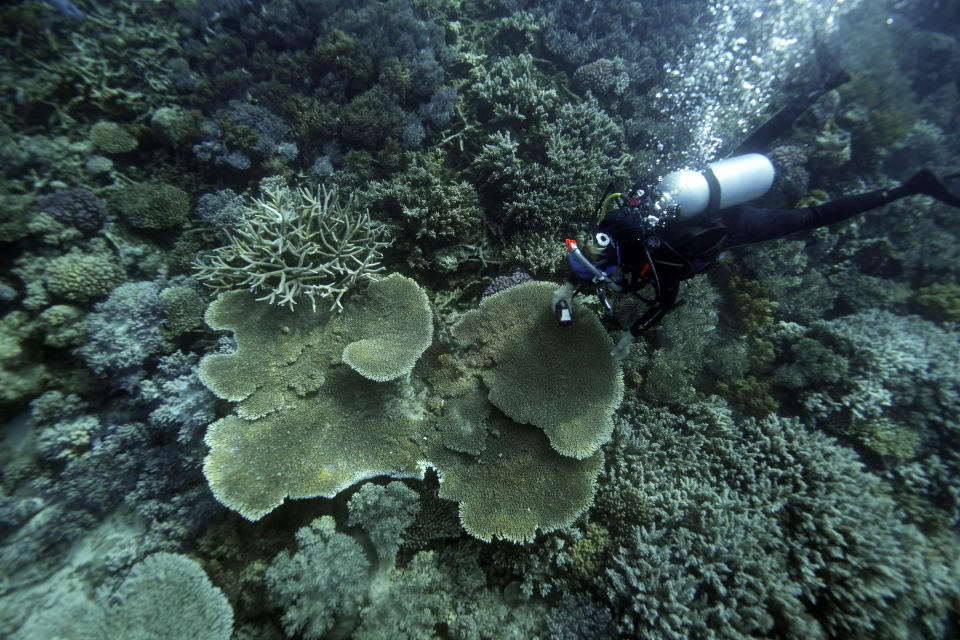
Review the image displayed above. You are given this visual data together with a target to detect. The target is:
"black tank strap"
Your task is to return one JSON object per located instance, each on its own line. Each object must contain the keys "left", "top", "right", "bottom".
{"left": 703, "top": 167, "right": 723, "bottom": 216}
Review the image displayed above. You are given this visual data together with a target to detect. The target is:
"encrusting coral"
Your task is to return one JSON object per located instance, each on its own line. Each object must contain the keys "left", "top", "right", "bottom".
{"left": 194, "top": 182, "right": 389, "bottom": 311}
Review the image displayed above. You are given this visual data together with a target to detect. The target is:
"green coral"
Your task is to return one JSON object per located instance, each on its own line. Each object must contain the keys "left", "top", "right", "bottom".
{"left": 37, "top": 304, "right": 86, "bottom": 348}
{"left": 199, "top": 288, "right": 429, "bottom": 520}
{"left": 17, "top": 553, "right": 233, "bottom": 640}
{"left": 89, "top": 121, "right": 138, "bottom": 154}
{"left": 198, "top": 278, "right": 609, "bottom": 541}
{"left": 340, "top": 86, "right": 408, "bottom": 149}
{"left": 311, "top": 29, "right": 375, "bottom": 88}
{"left": 437, "top": 381, "right": 492, "bottom": 456}
{"left": 568, "top": 522, "right": 612, "bottom": 582}
{"left": 347, "top": 481, "right": 420, "bottom": 568}
{"left": 716, "top": 375, "right": 779, "bottom": 417}
{"left": 265, "top": 516, "right": 370, "bottom": 640}
{"left": 0, "top": 310, "right": 49, "bottom": 407}
{"left": 160, "top": 285, "right": 206, "bottom": 339}
{"left": 452, "top": 281, "right": 623, "bottom": 459}
{"left": 341, "top": 274, "right": 433, "bottom": 382}
{"left": 361, "top": 149, "right": 485, "bottom": 272}
{"left": 150, "top": 106, "right": 203, "bottom": 149}
{"left": 913, "top": 281, "right": 960, "bottom": 322}
{"left": 430, "top": 410, "right": 603, "bottom": 544}
{"left": 44, "top": 248, "right": 126, "bottom": 302}
{"left": 470, "top": 98, "right": 629, "bottom": 270}
{"left": 112, "top": 181, "right": 190, "bottom": 230}
{"left": 723, "top": 266, "right": 777, "bottom": 332}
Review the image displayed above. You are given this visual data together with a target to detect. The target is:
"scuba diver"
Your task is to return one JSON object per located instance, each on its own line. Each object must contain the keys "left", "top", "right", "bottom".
{"left": 551, "top": 155, "right": 960, "bottom": 360}
{"left": 552, "top": 38, "right": 960, "bottom": 360}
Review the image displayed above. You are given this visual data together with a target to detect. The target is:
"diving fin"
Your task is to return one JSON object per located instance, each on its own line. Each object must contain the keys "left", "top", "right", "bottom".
{"left": 907, "top": 169, "right": 960, "bottom": 207}
{"left": 730, "top": 35, "right": 850, "bottom": 156}
{"left": 813, "top": 31, "right": 851, "bottom": 95}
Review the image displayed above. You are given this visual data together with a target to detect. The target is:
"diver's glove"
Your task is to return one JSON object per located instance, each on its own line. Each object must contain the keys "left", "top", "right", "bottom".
{"left": 551, "top": 282, "right": 576, "bottom": 326}
{"left": 610, "top": 332, "right": 634, "bottom": 360}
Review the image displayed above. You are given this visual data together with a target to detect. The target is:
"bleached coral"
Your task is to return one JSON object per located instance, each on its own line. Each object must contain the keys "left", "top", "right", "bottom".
{"left": 194, "top": 182, "right": 388, "bottom": 312}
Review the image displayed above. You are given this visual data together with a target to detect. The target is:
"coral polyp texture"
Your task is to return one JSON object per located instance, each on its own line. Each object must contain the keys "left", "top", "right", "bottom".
{"left": 341, "top": 274, "right": 434, "bottom": 382}
{"left": 198, "top": 286, "right": 429, "bottom": 520}
{"left": 193, "top": 182, "right": 389, "bottom": 312}
{"left": 452, "top": 281, "right": 624, "bottom": 459}
{"left": 430, "top": 410, "right": 604, "bottom": 544}
{"left": 197, "top": 278, "right": 609, "bottom": 541}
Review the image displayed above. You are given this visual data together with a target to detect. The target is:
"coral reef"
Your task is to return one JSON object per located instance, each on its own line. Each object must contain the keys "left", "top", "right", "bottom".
{"left": 15, "top": 552, "right": 233, "bottom": 640}
{"left": 1, "top": 0, "right": 959, "bottom": 637}
{"left": 602, "top": 398, "right": 957, "bottom": 638}
{"left": 194, "top": 182, "right": 389, "bottom": 311}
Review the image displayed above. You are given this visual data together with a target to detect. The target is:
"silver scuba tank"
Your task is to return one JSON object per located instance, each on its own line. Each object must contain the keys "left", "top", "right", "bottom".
{"left": 658, "top": 153, "right": 775, "bottom": 218}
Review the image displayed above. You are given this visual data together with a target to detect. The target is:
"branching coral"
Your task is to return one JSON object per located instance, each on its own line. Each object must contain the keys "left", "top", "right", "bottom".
{"left": 194, "top": 182, "right": 389, "bottom": 312}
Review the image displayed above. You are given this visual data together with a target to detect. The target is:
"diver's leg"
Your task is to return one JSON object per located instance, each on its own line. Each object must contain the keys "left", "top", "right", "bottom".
{"left": 723, "top": 169, "right": 960, "bottom": 247}
{"left": 723, "top": 185, "right": 911, "bottom": 246}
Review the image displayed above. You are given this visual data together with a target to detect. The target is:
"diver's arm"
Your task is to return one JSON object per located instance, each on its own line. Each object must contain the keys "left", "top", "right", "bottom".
{"left": 551, "top": 281, "right": 577, "bottom": 310}
{"left": 611, "top": 283, "right": 679, "bottom": 360}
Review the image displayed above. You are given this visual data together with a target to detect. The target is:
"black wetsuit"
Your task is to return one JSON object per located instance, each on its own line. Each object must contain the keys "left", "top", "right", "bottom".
{"left": 569, "top": 170, "right": 953, "bottom": 334}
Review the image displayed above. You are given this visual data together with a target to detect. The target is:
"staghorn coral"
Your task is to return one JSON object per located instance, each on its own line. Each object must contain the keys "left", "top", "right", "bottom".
{"left": 194, "top": 182, "right": 388, "bottom": 312}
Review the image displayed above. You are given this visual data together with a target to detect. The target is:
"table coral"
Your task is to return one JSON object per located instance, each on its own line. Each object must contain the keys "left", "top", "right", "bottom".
{"left": 199, "top": 288, "right": 429, "bottom": 521}
{"left": 198, "top": 278, "right": 612, "bottom": 542}
{"left": 452, "top": 281, "right": 623, "bottom": 459}
{"left": 430, "top": 410, "right": 603, "bottom": 544}
{"left": 341, "top": 274, "right": 433, "bottom": 382}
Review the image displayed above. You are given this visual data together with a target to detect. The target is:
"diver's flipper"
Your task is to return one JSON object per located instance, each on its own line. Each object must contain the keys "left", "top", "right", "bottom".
{"left": 730, "top": 36, "right": 850, "bottom": 156}
{"left": 814, "top": 31, "right": 851, "bottom": 95}
{"left": 907, "top": 169, "right": 960, "bottom": 207}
